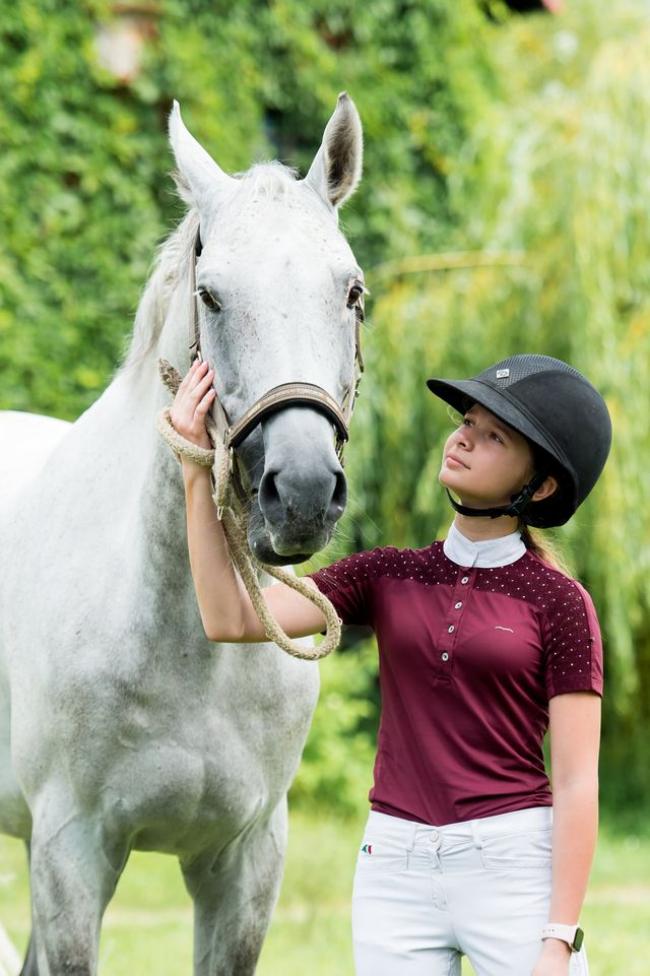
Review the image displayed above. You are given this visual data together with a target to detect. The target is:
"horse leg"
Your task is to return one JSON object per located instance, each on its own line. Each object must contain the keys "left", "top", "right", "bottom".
{"left": 19, "top": 842, "right": 40, "bottom": 976}
{"left": 19, "top": 933, "right": 39, "bottom": 976}
{"left": 28, "top": 792, "right": 127, "bottom": 976}
{"left": 181, "top": 803, "right": 288, "bottom": 976}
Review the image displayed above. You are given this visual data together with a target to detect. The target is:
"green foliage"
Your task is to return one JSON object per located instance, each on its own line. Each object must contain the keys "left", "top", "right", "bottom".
{"left": 1, "top": 0, "right": 649, "bottom": 810}
{"left": 290, "top": 638, "right": 377, "bottom": 818}
{"left": 313, "top": 0, "right": 650, "bottom": 811}
{"left": 0, "top": 0, "right": 495, "bottom": 418}
{"left": 0, "top": 1, "right": 166, "bottom": 417}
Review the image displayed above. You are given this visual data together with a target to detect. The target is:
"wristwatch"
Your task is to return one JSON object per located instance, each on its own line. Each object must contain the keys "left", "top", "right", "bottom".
{"left": 541, "top": 924, "right": 584, "bottom": 952}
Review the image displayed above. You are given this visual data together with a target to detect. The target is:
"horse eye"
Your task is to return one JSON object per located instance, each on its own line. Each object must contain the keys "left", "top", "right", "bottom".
{"left": 198, "top": 287, "right": 222, "bottom": 312}
{"left": 347, "top": 283, "right": 364, "bottom": 308}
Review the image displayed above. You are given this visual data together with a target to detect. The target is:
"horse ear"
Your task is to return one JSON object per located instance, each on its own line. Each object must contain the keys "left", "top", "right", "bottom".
{"left": 304, "top": 92, "right": 363, "bottom": 210}
{"left": 168, "top": 101, "right": 233, "bottom": 207}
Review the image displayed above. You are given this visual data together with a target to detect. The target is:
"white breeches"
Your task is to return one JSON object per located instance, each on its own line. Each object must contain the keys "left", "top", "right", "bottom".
{"left": 352, "top": 806, "right": 589, "bottom": 976}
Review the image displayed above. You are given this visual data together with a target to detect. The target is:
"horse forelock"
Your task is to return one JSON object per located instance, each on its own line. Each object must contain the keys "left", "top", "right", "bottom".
{"left": 233, "top": 161, "right": 299, "bottom": 201}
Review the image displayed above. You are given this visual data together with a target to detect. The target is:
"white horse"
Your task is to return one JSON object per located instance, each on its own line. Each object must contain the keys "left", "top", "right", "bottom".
{"left": 0, "top": 93, "right": 363, "bottom": 975}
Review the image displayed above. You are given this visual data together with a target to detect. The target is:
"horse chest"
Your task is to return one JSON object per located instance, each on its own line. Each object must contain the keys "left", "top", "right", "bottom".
{"left": 18, "top": 636, "right": 318, "bottom": 852}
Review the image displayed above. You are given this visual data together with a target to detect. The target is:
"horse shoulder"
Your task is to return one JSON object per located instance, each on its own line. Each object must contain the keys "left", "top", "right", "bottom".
{"left": 0, "top": 411, "right": 71, "bottom": 509}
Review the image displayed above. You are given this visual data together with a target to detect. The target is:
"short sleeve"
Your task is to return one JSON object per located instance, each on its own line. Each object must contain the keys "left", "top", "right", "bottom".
{"left": 543, "top": 579, "right": 603, "bottom": 699}
{"left": 305, "top": 549, "right": 383, "bottom": 627}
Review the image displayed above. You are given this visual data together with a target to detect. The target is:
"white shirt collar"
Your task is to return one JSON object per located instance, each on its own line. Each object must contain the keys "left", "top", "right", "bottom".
{"left": 443, "top": 521, "right": 526, "bottom": 569}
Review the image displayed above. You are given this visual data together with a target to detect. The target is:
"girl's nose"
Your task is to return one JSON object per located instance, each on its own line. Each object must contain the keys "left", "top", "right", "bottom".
{"left": 456, "top": 428, "right": 472, "bottom": 450}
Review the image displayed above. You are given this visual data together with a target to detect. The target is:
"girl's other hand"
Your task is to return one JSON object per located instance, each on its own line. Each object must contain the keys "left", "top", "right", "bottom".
{"left": 170, "top": 360, "right": 216, "bottom": 451}
{"left": 532, "top": 940, "right": 571, "bottom": 976}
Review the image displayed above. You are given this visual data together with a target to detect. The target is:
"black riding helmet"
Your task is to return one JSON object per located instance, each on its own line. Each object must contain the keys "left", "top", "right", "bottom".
{"left": 426, "top": 354, "right": 612, "bottom": 528}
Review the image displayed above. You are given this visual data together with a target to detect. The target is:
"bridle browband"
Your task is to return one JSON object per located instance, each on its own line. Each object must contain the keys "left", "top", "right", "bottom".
{"left": 189, "top": 227, "right": 364, "bottom": 465}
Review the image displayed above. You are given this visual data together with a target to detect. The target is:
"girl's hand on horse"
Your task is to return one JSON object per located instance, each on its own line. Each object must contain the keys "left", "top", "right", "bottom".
{"left": 170, "top": 360, "right": 216, "bottom": 451}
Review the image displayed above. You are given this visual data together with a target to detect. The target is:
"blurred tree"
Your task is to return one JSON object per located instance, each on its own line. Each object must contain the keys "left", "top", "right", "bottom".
{"left": 0, "top": 0, "right": 495, "bottom": 418}
{"left": 309, "top": 0, "right": 650, "bottom": 814}
{"left": 1, "top": 0, "right": 648, "bottom": 814}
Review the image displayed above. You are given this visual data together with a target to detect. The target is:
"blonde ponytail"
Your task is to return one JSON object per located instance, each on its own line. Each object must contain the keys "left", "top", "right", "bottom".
{"left": 519, "top": 522, "right": 571, "bottom": 575}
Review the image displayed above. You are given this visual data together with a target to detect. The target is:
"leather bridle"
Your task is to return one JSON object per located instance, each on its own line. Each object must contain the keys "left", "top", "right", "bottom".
{"left": 189, "top": 229, "right": 365, "bottom": 468}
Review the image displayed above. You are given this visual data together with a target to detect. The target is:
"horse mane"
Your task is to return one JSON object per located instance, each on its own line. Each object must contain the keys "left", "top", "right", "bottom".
{"left": 119, "top": 208, "right": 200, "bottom": 374}
{"left": 119, "top": 163, "right": 299, "bottom": 375}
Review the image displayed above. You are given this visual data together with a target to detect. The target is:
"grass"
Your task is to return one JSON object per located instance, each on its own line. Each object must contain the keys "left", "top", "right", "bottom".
{"left": 0, "top": 812, "right": 648, "bottom": 974}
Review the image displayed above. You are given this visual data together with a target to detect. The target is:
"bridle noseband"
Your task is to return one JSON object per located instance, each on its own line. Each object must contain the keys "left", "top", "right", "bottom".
{"left": 189, "top": 228, "right": 365, "bottom": 467}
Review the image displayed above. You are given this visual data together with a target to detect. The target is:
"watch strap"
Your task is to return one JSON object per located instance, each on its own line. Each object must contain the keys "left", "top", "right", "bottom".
{"left": 541, "top": 923, "right": 584, "bottom": 952}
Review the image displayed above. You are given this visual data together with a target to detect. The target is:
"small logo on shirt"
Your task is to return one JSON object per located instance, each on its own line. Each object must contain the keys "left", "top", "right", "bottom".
{"left": 360, "top": 843, "right": 373, "bottom": 855}
{"left": 496, "top": 368, "right": 510, "bottom": 379}
{"left": 494, "top": 625, "right": 515, "bottom": 633}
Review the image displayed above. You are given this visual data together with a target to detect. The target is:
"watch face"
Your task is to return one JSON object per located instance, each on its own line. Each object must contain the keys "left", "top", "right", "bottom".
{"left": 572, "top": 927, "right": 585, "bottom": 952}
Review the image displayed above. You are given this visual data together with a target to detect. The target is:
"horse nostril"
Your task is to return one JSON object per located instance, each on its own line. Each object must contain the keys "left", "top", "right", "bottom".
{"left": 258, "top": 465, "right": 347, "bottom": 527}
{"left": 258, "top": 469, "right": 283, "bottom": 522}
{"left": 328, "top": 469, "right": 347, "bottom": 520}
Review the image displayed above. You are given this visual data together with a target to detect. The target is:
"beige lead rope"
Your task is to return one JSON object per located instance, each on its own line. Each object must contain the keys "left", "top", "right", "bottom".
{"left": 157, "top": 359, "right": 341, "bottom": 661}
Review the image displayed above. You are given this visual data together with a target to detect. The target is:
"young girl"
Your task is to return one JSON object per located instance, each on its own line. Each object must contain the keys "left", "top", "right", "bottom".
{"left": 170, "top": 353, "right": 611, "bottom": 976}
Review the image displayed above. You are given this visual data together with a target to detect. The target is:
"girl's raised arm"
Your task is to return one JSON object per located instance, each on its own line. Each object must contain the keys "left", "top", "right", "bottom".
{"left": 172, "top": 361, "right": 326, "bottom": 643}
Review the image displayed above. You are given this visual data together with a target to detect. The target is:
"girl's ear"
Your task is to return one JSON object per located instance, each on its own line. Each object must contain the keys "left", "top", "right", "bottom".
{"left": 532, "top": 474, "right": 559, "bottom": 503}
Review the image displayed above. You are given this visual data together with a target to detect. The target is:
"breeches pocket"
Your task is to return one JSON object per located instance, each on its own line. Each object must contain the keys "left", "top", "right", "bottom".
{"left": 479, "top": 825, "right": 553, "bottom": 871}
{"left": 355, "top": 822, "right": 411, "bottom": 879}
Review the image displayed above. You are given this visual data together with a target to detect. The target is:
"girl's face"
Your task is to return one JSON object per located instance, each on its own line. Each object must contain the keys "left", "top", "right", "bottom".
{"left": 438, "top": 404, "right": 536, "bottom": 509}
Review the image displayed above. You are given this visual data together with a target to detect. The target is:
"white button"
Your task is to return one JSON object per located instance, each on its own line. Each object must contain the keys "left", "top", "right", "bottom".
{"left": 455, "top": 601, "right": 463, "bottom": 609}
{"left": 448, "top": 625, "right": 455, "bottom": 634}
{"left": 441, "top": 652, "right": 449, "bottom": 662}
{"left": 461, "top": 576, "right": 469, "bottom": 584}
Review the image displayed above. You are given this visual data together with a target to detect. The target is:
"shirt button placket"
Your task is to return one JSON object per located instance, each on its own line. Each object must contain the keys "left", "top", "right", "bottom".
{"left": 438, "top": 567, "right": 474, "bottom": 670}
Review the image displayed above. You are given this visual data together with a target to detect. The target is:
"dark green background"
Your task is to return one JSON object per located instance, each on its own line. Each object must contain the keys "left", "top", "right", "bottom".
{"left": 1, "top": 0, "right": 648, "bottom": 821}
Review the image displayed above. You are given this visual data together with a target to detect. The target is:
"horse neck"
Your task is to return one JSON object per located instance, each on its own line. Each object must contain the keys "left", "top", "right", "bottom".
{"left": 110, "top": 267, "right": 199, "bottom": 616}
{"left": 117, "top": 210, "right": 199, "bottom": 515}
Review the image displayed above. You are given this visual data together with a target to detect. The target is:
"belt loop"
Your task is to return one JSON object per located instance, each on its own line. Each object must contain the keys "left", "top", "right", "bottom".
{"left": 408, "top": 819, "right": 418, "bottom": 851}
{"left": 470, "top": 819, "right": 483, "bottom": 849}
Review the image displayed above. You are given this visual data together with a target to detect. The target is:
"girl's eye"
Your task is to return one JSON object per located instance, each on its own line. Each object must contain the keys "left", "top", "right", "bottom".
{"left": 198, "top": 287, "right": 222, "bottom": 312}
{"left": 491, "top": 432, "right": 504, "bottom": 444}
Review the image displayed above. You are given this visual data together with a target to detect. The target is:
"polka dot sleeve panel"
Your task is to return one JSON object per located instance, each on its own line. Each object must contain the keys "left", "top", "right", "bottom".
{"left": 306, "top": 544, "right": 454, "bottom": 627}
{"left": 542, "top": 576, "right": 603, "bottom": 699}
{"left": 305, "top": 547, "right": 389, "bottom": 626}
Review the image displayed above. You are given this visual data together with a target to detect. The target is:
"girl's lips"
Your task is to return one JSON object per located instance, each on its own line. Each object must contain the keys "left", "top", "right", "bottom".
{"left": 445, "top": 453, "right": 469, "bottom": 469}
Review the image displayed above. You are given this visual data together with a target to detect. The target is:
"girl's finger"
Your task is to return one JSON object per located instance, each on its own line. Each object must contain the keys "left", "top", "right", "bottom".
{"left": 188, "top": 361, "right": 208, "bottom": 384}
{"left": 190, "top": 369, "right": 214, "bottom": 398}
{"left": 195, "top": 389, "right": 216, "bottom": 415}
{"left": 187, "top": 358, "right": 203, "bottom": 377}
{"left": 178, "top": 367, "right": 192, "bottom": 391}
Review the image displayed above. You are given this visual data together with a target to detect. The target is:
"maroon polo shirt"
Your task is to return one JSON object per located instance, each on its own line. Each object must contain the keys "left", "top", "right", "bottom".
{"left": 307, "top": 542, "right": 603, "bottom": 826}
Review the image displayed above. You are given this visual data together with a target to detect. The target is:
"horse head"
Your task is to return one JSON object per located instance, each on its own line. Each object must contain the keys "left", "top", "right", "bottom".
{"left": 168, "top": 95, "right": 364, "bottom": 565}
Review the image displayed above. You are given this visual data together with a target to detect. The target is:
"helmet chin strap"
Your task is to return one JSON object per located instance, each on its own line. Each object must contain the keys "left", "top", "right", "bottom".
{"left": 446, "top": 471, "right": 547, "bottom": 520}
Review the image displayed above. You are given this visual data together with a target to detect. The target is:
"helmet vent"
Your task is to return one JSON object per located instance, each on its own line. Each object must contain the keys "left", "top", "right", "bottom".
{"left": 490, "top": 354, "right": 583, "bottom": 388}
